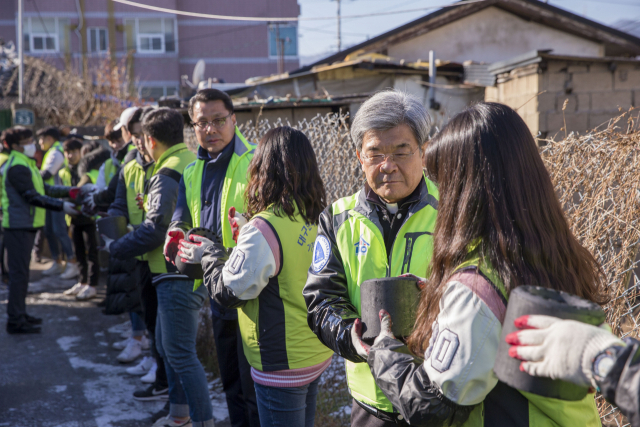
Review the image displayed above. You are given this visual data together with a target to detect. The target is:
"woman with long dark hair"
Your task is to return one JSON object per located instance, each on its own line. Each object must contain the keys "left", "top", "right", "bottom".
{"left": 358, "top": 102, "right": 605, "bottom": 426}
{"left": 201, "top": 126, "right": 333, "bottom": 427}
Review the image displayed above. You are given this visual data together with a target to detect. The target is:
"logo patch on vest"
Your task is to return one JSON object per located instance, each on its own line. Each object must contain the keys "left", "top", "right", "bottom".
{"left": 312, "top": 235, "right": 331, "bottom": 273}
{"left": 226, "top": 249, "right": 245, "bottom": 275}
{"left": 430, "top": 328, "right": 459, "bottom": 373}
{"left": 354, "top": 234, "right": 370, "bottom": 255}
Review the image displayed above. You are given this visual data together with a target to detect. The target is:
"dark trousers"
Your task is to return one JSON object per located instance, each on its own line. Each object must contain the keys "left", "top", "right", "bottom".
{"left": 5, "top": 229, "right": 36, "bottom": 324}
{"left": 71, "top": 222, "right": 99, "bottom": 286}
{"left": 351, "top": 400, "right": 409, "bottom": 427}
{"left": 211, "top": 308, "right": 260, "bottom": 427}
{"left": 138, "top": 262, "right": 168, "bottom": 389}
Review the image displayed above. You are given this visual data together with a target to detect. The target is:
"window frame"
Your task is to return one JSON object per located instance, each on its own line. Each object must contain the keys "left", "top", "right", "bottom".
{"left": 268, "top": 24, "right": 298, "bottom": 58}
{"left": 22, "top": 17, "right": 60, "bottom": 53}
{"left": 136, "top": 18, "right": 164, "bottom": 53}
{"left": 88, "top": 27, "right": 109, "bottom": 54}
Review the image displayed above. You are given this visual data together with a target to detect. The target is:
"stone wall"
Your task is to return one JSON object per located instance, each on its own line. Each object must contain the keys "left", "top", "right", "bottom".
{"left": 486, "top": 57, "right": 640, "bottom": 137}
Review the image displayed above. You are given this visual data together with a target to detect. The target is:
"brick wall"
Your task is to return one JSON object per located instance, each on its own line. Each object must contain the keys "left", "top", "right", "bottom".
{"left": 486, "top": 57, "right": 640, "bottom": 137}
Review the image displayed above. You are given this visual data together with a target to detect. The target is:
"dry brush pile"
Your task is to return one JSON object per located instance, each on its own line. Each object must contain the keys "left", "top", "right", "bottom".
{"left": 540, "top": 112, "right": 640, "bottom": 426}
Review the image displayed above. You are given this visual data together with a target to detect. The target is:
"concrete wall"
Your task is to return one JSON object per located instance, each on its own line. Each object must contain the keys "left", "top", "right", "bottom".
{"left": 388, "top": 7, "right": 604, "bottom": 64}
{"left": 486, "top": 58, "right": 640, "bottom": 137}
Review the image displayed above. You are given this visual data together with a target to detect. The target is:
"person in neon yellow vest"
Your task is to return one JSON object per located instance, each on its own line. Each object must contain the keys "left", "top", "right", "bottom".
{"left": 59, "top": 138, "right": 100, "bottom": 301}
{"left": 198, "top": 126, "right": 334, "bottom": 426}
{"left": 164, "top": 89, "right": 260, "bottom": 427}
{"left": 36, "top": 126, "right": 79, "bottom": 279}
{"left": 357, "top": 102, "right": 605, "bottom": 426}
{"left": 302, "top": 90, "right": 438, "bottom": 426}
{"left": 3, "top": 127, "right": 80, "bottom": 334}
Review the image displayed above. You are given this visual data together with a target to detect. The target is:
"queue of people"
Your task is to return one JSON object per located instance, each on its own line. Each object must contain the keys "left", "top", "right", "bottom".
{"left": 2, "top": 87, "right": 633, "bottom": 427}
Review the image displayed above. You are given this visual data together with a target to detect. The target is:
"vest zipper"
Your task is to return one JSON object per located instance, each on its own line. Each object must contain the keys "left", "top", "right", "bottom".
{"left": 386, "top": 211, "right": 411, "bottom": 277}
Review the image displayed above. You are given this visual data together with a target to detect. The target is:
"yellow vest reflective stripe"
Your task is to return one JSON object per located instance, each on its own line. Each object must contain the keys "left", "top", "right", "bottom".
{"left": 238, "top": 208, "right": 334, "bottom": 371}
{"left": 2, "top": 151, "right": 46, "bottom": 229}
{"left": 457, "top": 254, "right": 601, "bottom": 427}
{"left": 333, "top": 179, "right": 438, "bottom": 412}
{"left": 142, "top": 143, "right": 196, "bottom": 274}
{"left": 183, "top": 127, "right": 255, "bottom": 290}
{"left": 41, "top": 141, "right": 65, "bottom": 185}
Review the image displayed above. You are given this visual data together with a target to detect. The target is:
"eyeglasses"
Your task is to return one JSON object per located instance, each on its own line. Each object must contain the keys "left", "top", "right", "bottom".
{"left": 360, "top": 148, "right": 420, "bottom": 166}
{"left": 193, "top": 114, "right": 233, "bottom": 130}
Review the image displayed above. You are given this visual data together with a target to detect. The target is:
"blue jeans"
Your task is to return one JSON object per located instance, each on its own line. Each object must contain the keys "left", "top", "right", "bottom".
{"left": 156, "top": 280, "right": 213, "bottom": 427}
{"left": 129, "top": 311, "right": 145, "bottom": 337}
{"left": 44, "top": 209, "right": 74, "bottom": 259}
{"left": 254, "top": 375, "right": 322, "bottom": 427}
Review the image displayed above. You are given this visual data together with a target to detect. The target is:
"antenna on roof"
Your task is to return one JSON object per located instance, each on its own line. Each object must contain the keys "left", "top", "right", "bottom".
{"left": 192, "top": 59, "right": 206, "bottom": 87}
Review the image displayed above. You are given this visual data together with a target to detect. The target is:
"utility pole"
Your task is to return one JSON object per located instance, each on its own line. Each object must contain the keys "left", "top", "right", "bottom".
{"left": 18, "top": 0, "right": 23, "bottom": 103}
{"left": 336, "top": 0, "right": 341, "bottom": 52}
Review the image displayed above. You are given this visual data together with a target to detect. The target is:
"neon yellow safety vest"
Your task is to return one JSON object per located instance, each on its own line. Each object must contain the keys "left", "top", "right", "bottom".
{"left": 41, "top": 141, "right": 65, "bottom": 185}
{"left": 104, "top": 144, "right": 135, "bottom": 184}
{"left": 58, "top": 167, "right": 73, "bottom": 226}
{"left": 183, "top": 127, "right": 255, "bottom": 290}
{"left": 238, "top": 207, "right": 334, "bottom": 372}
{"left": 2, "top": 150, "right": 46, "bottom": 229}
{"left": 455, "top": 254, "right": 601, "bottom": 427}
{"left": 332, "top": 177, "right": 439, "bottom": 412}
{"left": 141, "top": 143, "right": 196, "bottom": 274}
{"left": 123, "top": 154, "right": 154, "bottom": 261}
{"left": 86, "top": 169, "right": 99, "bottom": 184}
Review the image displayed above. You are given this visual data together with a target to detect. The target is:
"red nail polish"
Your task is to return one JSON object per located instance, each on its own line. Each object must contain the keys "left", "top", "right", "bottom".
{"left": 508, "top": 346, "right": 519, "bottom": 358}
{"left": 505, "top": 332, "right": 520, "bottom": 345}
{"left": 514, "top": 315, "right": 530, "bottom": 329}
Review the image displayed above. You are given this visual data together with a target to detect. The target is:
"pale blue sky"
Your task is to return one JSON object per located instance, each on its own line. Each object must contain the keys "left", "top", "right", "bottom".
{"left": 297, "top": 0, "right": 640, "bottom": 64}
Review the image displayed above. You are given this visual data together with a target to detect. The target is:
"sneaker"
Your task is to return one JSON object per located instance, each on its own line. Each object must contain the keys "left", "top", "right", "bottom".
{"left": 151, "top": 416, "right": 191, "bottom": 427}
{"left": 25, "top": 314, "right": 43, "bottom": 325}
{"left": 140, "top": 334, "right": 150, "bottom": 350}
{"left": 112, "top": 337, "right": 131, "bottom": 350}
{"left": 60, "top": 262, "right": 80, "bottom": 280}
{"left": 63, "top": 282, "right": 85, "bottom": 296}
{"left": 126, "top": 356, "right": 154, "bottom": 376}
{"left": 76, "top": 285, "right": 97, "bottom": 300}
{"left": 150, "top": 402, "right": 170, "bottom": 423}
{"left": 7, "top": 322, "right": 41, "bottom": 334}
{"left": 116, "top": 338, "right": 142, "bottom": 363}
{"left": 42, "top": 262, "right": 63, "bottom": 276}
{"left": 141, "top": 362, "right": 157, "bottom": 384}
{"left": 133, "top": 384, "right": 169, "bottom": 401}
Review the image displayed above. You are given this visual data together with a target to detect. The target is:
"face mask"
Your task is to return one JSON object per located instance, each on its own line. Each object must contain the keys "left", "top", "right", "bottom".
{"left": 22, "top": 143, "right": 37, "bottom": 158}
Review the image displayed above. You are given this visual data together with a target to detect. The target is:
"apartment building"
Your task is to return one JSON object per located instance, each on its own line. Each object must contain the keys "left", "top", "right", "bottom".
{"left": 0, "top": 0, "right": 300, "bottom": 100}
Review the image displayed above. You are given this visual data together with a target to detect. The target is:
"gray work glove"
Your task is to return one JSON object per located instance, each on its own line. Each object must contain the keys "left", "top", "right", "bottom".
{"left": 178, "top": 234, "right": 215, "bottom": 264}
{"left": 63, "top": 201, "right": 80, "bottom": 216}
{"left": 351, "top": 310, "right": 396, "bottom": 359}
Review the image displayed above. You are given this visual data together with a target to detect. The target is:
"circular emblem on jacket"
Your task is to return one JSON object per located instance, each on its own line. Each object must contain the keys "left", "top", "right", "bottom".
{"left": 312, "top": 235, "right": 331, "bottom": 273}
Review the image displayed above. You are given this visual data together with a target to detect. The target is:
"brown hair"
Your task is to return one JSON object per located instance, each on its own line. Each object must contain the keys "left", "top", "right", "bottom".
{"left": 407, "top": 102, "right": 606, "bottom": 355}
{"left": 245, "top": 126, "right": 326, "bottom": 225}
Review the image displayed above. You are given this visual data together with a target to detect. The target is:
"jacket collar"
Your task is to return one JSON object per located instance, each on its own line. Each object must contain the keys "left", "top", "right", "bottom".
{"left": 354, "top": 176, "right": 434, "bottom": 221}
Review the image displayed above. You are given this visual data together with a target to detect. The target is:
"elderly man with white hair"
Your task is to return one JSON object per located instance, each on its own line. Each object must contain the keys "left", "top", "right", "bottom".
{"left": 303, "top": 90, "right": 439, "bottom": 426}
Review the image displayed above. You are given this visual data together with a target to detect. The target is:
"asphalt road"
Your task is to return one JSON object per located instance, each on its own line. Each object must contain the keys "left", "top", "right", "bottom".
{"left": 0, "top": 260, "right": 230, "bottom": 427}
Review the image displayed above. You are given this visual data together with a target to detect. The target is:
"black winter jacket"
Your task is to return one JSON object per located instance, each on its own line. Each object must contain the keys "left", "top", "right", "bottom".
{"left": 599, "top": 338, "right": 640, "bottom": 427}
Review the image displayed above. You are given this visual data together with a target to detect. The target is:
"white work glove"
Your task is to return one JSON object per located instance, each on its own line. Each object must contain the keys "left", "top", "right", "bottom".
{"left": 63, "top": 201, "right": 80, "bottom": 216}
{"left": 164, "top": 228, "right": 185, "bottom": 264}
{"left": 178, "top": 235, "right": 215, "bottom": 264}
{"left": 351, "top": 310, "right": 396, "bottom": 359}
{"left": 506, "top": 314, "right": 624, "bottom": 388}
{"left": 100, "top": 234, "right": 114, "bottom": 253}
{"left": 80, "top": 184, "right": 97, "bottom": 196}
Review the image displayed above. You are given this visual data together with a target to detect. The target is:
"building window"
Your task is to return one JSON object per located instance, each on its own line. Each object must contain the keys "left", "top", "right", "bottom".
{"left": 268, "top": 25, "right": 297, "bottom": 57}
{"left": 22, "top": 17, "right": 67, "bottom": 53}
{"left": 88, "top": 27, "right": 108, "bottom": 53}
{"left": 139, "top": 85, "right": 178, "bottom": 101}
{"left": 124, "top": 18, "right": 177, "bottom": 54}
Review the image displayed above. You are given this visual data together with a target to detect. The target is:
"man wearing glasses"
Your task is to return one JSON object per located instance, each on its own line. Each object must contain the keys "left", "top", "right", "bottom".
{"left": 165, "top": 89, "right": 260, "bottom": 427}
{"left": 303, "top": 90, "right": 439, "bottom": 427}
